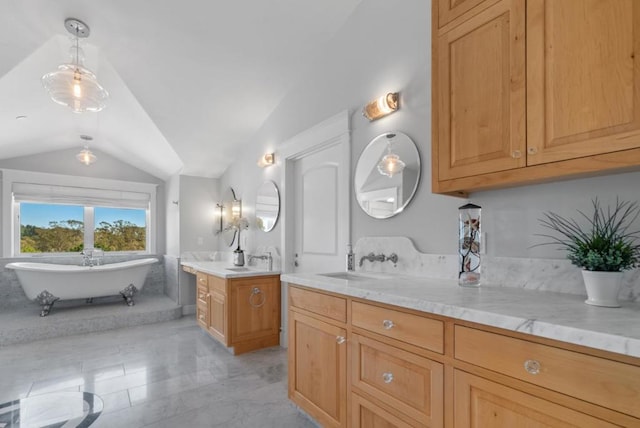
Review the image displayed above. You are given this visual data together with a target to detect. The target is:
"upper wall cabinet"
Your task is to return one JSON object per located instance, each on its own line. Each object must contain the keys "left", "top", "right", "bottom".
{"left": 433, "top": 0, "right": 640, "bottom": 195}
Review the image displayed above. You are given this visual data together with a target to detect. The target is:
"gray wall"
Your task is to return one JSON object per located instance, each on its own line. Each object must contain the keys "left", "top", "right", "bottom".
{"left": 218, "top": 0, "right": 640, "bottom": 261}
{"left": 179, "top": 175, "right": 220, "bottom": 253}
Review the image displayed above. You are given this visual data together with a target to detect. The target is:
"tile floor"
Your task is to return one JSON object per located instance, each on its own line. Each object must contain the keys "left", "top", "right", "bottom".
{"left": 0, "top": 317, "right": 317, "bottom": 427}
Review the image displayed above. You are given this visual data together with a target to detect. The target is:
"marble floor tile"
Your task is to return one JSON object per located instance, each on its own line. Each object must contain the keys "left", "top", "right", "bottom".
{"left": 0, "top": 317, "right": 315, "bottom": 427}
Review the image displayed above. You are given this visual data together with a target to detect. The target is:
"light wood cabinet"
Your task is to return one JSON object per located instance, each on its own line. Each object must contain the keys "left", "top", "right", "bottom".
{"left": 186, "top": 269, "right": 280, "bottom": 355}
{"left": 433, "top": 0, "right": 640, "bottom": 195}
{"left": 288, "top": 305, "right": 347, "bottom": 428}
{"left": 453, "top": 370, "right": 618, "bottom": 428}
{"left": 287, "top": 283, "right": 640, "bottom": 427}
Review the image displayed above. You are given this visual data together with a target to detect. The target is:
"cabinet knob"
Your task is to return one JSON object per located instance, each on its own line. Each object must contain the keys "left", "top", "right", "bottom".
{"left": 528, "top": 147, "right": 538, "bottom": 155}
{"left": 382, "top": 372, "right": 394, "bottom": 384}
{"left": 524, "top": 359, "right": 541, "bottom": 375}
{"left": 336, "top": 336, "right": 346, "bottom": 344}
{"left": 198, "top": 314, "right": 204, "bottom": 321}
{"left": 382, "top": 319, "right": 395, "bottom": 330}
{"left": 511, "top": 150, "right": 522, "bottom": 159}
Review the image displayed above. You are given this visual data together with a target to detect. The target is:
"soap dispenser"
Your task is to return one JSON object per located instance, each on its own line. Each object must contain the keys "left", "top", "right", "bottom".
{"left": 346, "top": 244, "right": 355, "bottom": 272}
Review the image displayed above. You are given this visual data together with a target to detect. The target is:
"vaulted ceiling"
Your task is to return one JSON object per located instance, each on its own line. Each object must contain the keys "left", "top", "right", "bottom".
{"left": 0, "top": 0, "right": 362, "bottom": 180}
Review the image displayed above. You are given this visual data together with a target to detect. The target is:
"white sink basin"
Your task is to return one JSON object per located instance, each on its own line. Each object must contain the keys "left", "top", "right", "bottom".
{"left": 227, "top": 267, "right": 251, "bottom": 272}
{"left": 319, "top": 271, "right": 390, "bottom": 281}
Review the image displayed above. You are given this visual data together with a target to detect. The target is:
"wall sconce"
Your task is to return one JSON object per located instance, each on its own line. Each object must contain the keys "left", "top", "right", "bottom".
{"left": 232, "top": 200, "right": 242, "bottom": 219}
{"left": 257, "top": 153, "right": 275, "bottom": 167}
{"left": 363, "top": 92, "right": 399, "bottom": 121}
{"left": 215, "top": 203, "right": 224, "bottom": 234}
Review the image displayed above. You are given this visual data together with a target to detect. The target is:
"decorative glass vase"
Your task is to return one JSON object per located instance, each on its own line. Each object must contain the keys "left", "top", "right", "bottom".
{"left": 459, "top": 203, "right": 481, "bottom": 287}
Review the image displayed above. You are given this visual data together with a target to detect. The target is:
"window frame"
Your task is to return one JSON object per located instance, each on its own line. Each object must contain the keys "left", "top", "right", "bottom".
{"left": 2, "top": 169, "right": 157, "bottom": 257}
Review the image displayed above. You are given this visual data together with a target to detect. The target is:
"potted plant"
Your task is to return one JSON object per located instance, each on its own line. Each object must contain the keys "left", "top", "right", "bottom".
{"left": 538, "top": 198, "right": 640, "bottom": 307}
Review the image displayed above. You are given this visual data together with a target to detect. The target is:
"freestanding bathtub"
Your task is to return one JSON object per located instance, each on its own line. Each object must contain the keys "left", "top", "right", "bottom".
{"left": 6, "top": 258, "right": 158, "bottom": 316}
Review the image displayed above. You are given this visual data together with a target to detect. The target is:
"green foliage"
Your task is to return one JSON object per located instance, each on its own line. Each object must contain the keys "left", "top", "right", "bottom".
{"left": 20, "top": 219, "right": 145, "bottom": 253}
{"left": 537, "top": 198, "right": 640, "bottom": 272}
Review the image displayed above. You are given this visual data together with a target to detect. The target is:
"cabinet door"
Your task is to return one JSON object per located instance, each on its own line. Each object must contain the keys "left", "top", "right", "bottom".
{"left": 288, "top": 311, "right": 347, "bottom": 428}
{"left": 208, "top": 290, "right": 227, "bottom": 344}
{"left": 454, "top": 370, "right": 618, "bottom": 428}
{"left": 230, "top": 277, "right": 280, "bottom": 344}
{"left": 436, "top": 0, "right": 526, "bottom": 181}
{"left": 527, "top": 0, "right": 640, "bottom": 165}
{"left": 437, "top": 0, "right": 499, "bottom": 28}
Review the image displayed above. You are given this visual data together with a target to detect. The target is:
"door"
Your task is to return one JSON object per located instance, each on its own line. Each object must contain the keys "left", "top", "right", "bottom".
{"left": 230, "top": 276, "right": 280, "bottom": 344}
{"left": 437, "top": 0, "right": 526, "bottom": 181}
{"left": 454, "top": 370, "right": 617, "bottom": 427}
{"left": 292, "top": 141, "right": 348, "bottom": 273}
{"left": 527, "top": 0, "right": 640, "bottom": 165}
{"left": 288, "top": 311, "right": 347, "bottom": 428}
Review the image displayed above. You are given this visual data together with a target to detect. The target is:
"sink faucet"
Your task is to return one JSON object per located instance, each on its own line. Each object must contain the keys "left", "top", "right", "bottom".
{"left": 359, "top": 252, "right": 399, "bottom": 267}
{"left": 359, "top": 252, "right": 385, "bottom": 267}
{"left": 248, "top": 252, "right": 273, "bottom": 271}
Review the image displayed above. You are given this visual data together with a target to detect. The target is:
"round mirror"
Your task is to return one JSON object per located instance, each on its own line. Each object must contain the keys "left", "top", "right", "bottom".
{"left": 354, "top": 132, "right": 421, "bottom": 219}
{"left": 221, "top": 187, "right": 239, "bottom": 247}
{"left": 255, "top": 181, "right": 280, "bottom": 232}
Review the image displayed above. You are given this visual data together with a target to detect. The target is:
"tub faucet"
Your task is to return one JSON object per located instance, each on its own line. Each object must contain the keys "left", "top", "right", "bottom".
{"left": 248, "top": 252, "right": 273, "bottom": 271}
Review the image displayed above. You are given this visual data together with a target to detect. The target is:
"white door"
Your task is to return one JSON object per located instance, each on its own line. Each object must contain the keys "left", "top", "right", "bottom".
{"left": 292, "top": 142, "right": 348, "bottom": 273}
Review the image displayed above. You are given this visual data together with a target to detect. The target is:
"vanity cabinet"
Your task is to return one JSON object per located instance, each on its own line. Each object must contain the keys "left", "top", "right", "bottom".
{"left": 288, "top": 284, "right": 640, "bottom": 428}
{"left": 186, "top": 268, "right": 280, "bottom": 355}
{"left": 288, "top": 286, "right": 348, "bottom": 428}
{"left": 433, "top": 0, "right": 640, "bottom": 195}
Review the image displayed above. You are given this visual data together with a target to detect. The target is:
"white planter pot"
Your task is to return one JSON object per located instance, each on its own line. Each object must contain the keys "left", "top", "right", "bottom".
{"left": 581, "top": 270, "right": 623, "bottom": 308}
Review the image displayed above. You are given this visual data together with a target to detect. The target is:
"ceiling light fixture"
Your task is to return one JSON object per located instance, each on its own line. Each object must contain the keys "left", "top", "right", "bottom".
{"left": 76, "top": 135, "right": 97, "bottom": 165}
{"left": 377, "top": 133, "right": 405, "bottom": 177}
{"left": 42, "top": 18, "right": 109, "bottom": 113}
{"left": 257, "top": 153, "right": 275, "bottom": 167}
{"left": 363, "top": 92, "right": 399, "bottom": 121}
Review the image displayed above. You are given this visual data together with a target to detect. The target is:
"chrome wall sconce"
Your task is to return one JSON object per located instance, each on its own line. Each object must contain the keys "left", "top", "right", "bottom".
{"left": 363, "top": 92, "right": 399, "bottom": 121}
{"left": 257, "top": 152, "right": 275, "bottom": 167}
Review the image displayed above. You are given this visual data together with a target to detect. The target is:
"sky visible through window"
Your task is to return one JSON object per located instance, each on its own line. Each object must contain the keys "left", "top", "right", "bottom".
{"left": 21, "top": 203, "right": 146, "bottom": 227}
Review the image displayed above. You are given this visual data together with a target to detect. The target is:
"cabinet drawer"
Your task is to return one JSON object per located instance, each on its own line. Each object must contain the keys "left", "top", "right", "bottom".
{"left": 208, "top": 275, "right": 226, "bottom": 294}
{"left": 289, "top": 286, "right": 346, "bottom": 323}
{"left": 454, "top": 325, "right": 640, "bottom": 419}
{"left": 196, "top": 272, "right": 208, "bottom": 287}
{"left": 196, "top": 302, "right": 208, "bottom": 328}
{"left": 351, "top": 334, "right": 444, "bottom": 427}
{"left": 352, "top": 393, "right": 415, "bottom": 428}
{"left": 352, "top": 301, "right": 444, "bottom": 353}
{"left": 197, "top": 284, "right": 208, "bottom": 305}
{"left": 182, "top": 265, "right": 196, "bottom": 274}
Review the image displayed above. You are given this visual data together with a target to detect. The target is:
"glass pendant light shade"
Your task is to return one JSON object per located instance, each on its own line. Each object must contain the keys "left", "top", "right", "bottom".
{"left": 42, "top": 64, "right": 108, "bottom": 113}
{"left": 42, "top": 18, "right": 108, "bottom": 113}
{"left": 377, "top": 133, "right": 406, "bottom": 177}
{"left": 76, "top": 146, "right": 97, "bottom": 165}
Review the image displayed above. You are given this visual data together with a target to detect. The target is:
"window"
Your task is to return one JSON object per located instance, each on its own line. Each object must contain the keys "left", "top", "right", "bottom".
{"left": 4, "top": 172, "right": 157, "bottom": 257}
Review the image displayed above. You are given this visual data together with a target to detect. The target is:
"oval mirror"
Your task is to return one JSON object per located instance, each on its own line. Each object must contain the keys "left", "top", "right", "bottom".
{"left": 221, "top": 187, "right": 239, "bottom": 247}
{"left": 354, "top": 132, "right": 421, "bottom": 219}
{"left": 255, "top": 181, "right": 280, "bottom": 232}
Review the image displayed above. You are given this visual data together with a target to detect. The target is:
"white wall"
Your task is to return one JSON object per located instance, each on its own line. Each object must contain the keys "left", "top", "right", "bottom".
{"left": 218, "top": 0, "right": 640, "bottom": 263}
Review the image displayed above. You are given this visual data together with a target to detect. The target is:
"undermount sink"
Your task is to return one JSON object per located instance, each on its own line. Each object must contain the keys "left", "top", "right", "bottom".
{"left": 319, "top": 271, "right": 390, "bottom": 281}
{"left": 226, "top": 267, "right": 251, "bottom": 272}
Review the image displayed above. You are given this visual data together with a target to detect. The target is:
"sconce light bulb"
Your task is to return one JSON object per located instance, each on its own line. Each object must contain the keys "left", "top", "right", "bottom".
{"left": 363, "top": 92, "right": 399, "bottom": 121}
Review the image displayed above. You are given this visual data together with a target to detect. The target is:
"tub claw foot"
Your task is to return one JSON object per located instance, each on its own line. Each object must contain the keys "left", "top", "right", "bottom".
{"left": 120, "top": 284, "right": 138, "bottom": 306}
{"left": 36, "top": 290, "right": 59, "bottom": 317}
{"left": 86, "top": 298, "right": 93, "bottom": 304}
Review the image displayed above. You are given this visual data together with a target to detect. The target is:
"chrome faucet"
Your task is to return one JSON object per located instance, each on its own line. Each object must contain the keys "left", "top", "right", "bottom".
{"left": 359, "top": 252, "right": 385, "bottom": 267}
{"left": 359, "top": 252, "right": 399, "bottom": 267}
{"left": 248, "top": 252, "right": 273, "bottom": 271}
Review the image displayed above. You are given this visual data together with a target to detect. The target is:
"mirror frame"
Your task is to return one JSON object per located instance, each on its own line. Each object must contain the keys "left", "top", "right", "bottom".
{"left": 255, "top": 180, "right": 280, "bottom": 232}
{"left": 354, "top": 131, "right": 421, "bottom": 219}
{"left": 220, "top": 187, "right": 239, "bottom": 247}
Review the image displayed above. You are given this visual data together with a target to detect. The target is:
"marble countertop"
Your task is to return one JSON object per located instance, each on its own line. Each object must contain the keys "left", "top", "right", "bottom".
{"left": 281, "top": 272, "right": 640, "bottom": 359}
{"left": 181, "top": 261, "right": 280, "bottom": 279}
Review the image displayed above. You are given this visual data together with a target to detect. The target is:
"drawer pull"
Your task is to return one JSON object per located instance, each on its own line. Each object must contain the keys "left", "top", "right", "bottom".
{"left": 382, "top": 319, "right": 395, "bottom": 330}
{"left": 336, "top": 336, "right": 346, "bottom": 345}
{"left": 524, "top": 359, "right": 541, "bottom": 375}
{"left": 382, "top": 372, "right": 394, "bottom": 384}
{"left": 198, "top": 314, "right": 205, "bottom": 321}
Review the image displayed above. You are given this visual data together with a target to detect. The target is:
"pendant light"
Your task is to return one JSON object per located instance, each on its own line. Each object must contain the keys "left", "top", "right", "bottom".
{"left": 76, "top": 135, "right": 97, "bottom": 165}
{"left": 42, "top": 18, "right": 109, "bottom": 113}
{"left": 377, "top": 133, "right": 406, "bottom": 177}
